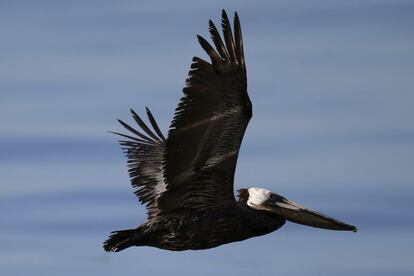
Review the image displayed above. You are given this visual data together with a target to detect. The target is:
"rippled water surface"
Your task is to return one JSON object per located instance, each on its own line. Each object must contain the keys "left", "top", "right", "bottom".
{"left": 1, "top": 1, "right": 414, "bottom": 275}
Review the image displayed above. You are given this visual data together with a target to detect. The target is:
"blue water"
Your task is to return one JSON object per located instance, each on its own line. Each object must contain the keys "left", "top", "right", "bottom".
{"left": 1, "top": 1, "right": 414, "bottom": 275}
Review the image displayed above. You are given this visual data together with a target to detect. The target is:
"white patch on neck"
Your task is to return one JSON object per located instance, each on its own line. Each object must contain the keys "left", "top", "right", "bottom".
{"left": 247, "top": 187, "right": 271, "bottom": 210}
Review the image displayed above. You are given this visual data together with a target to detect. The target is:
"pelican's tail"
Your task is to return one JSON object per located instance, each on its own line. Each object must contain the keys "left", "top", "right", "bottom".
{"left": 103, "top": 228, "right": 142, "bottom": 252}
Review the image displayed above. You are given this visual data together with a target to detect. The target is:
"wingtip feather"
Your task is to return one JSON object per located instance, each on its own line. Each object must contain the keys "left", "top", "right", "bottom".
{"left": 220, "top": 9, "right": 237, "bottom": 63}
{"left": 197, "top": 34, "right": 221, "bottom": 65}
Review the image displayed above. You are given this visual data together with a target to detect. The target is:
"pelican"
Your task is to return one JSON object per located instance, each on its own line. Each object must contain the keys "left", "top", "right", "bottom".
{"left": 103, "top": 10, "right": 356, "bottom": 252}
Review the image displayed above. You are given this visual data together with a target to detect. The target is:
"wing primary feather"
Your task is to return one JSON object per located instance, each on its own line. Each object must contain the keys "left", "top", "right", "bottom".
{"left": 109, "top": 131, "right": 153, "bottom": 145}
{"left": 234, "top": 11, "right": 245, "bottom": 68}
{"left": 145, "top": 107, "right": 166, "bottom": 143}
{"left": 130, "top": 109, "right": 161, "bottom": 142}
{"left": 117, "top": 119, "right": 155, "bottom": 143}
{"left": 197, "top": 35, "right": 221, "bottom": 65}
{"left": 112, "top": 110, "right": 166, "bottom": 219}
{"left": 221, "top": 9, "right": 237, "bottom": 63}
{"left": 208, "top": 20, "right": 230, "bottom": 61}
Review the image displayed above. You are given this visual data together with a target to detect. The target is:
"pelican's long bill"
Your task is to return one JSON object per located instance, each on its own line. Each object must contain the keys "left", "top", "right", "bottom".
{"left": 264, "top": 194, "right": 357, "bottom": 232}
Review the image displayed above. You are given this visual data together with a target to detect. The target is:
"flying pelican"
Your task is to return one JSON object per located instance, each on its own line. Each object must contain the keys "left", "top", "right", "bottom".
{"left": 103, "top": 10, "right": 357, "bottom": 252}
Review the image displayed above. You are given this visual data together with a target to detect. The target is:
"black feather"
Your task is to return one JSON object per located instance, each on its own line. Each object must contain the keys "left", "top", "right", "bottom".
{"left": 221, "top": 10, "right": 237, "bottom": 63}
{"left": 197, "top": 35, "right": 221, "bottom": 65}
{"left": 117, "top": 119, "right": 154, "bottom": 143}
{"left": 234, "top": 12, "right": 245, "bottom": 68}
{"left": 145, "top": 107, "right": 166, "bottom": 143}
{"left": 209, "top": 20, "right": 229, "bottom": 61}
{"left": 130, "top": 109, "right": 161, "bottom": 142}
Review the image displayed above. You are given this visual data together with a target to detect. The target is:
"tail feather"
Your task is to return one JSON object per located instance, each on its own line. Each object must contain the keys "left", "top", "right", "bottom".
{"left": 103, "top": 229, "right": 140, "bottom": 252}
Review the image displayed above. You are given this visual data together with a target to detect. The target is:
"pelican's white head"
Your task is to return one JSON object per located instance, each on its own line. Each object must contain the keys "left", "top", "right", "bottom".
{"left": 246, "top": 187, "right": 272, "bottom": 210}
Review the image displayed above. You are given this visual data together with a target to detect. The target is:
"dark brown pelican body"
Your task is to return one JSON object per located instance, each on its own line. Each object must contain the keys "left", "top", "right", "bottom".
{"left": 107, "top": 204, "right": 285, "bottom": 251}
{"left": 103, "top": 10, "right": 356, "bottom": 252}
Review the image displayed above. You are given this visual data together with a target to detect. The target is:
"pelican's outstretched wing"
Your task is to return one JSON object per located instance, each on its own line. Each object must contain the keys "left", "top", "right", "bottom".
{"left": 158, "top": 10, "right": 252, "bottom": 212}
{"left": 112, "top": 108, "right": 166, "bottom": 219}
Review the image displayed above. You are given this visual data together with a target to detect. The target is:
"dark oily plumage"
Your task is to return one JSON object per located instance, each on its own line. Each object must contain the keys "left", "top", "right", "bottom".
{"left": 103, "top": 10, "right": 356, "bottom": 253}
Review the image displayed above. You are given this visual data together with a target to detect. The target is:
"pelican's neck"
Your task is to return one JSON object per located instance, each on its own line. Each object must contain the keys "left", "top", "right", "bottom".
{"left": 238, "top": 202, "right": 286, "bottom": 236}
